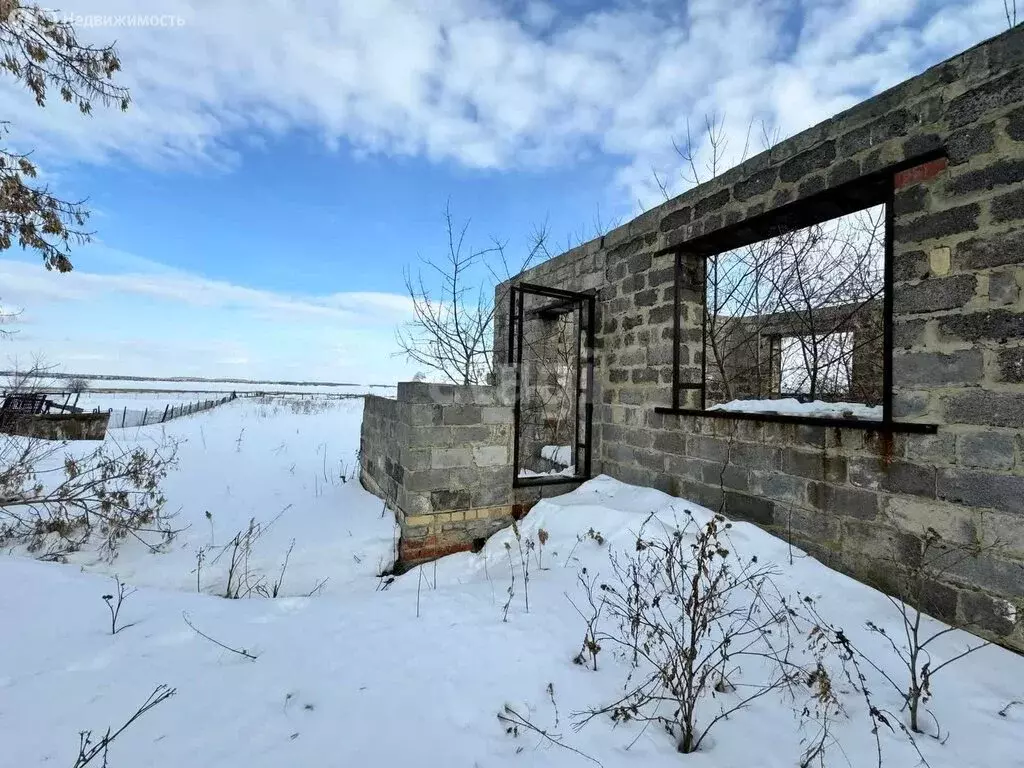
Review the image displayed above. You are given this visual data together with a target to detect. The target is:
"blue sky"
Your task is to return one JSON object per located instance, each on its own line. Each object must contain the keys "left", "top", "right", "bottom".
{"left": 0, "top": 0, "right": 1011, "bottom": 383}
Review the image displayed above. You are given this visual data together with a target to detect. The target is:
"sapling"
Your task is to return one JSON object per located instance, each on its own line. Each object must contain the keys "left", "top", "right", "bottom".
{"left": 575, "top": 514, "right": 796, "bottom": 754}
{"left": 566, "top": 568, "right": 603, "bottom": 671}
{"left": 809, "top": 528, "right": 996, "bottom": 740}
{"left": 194, "top": 546, "right": 206, "bottom": 593}
{"left": 862, "top": 529, "right": 993, "bottom": 737}
{"left": 511, "top": 520, "right": 532, "bottom": 613}
{"left": 102, "top": 576, "right": 137, "bottom": 635}
{"left": 502, "top": 541, "right": 516, "bottom": 622}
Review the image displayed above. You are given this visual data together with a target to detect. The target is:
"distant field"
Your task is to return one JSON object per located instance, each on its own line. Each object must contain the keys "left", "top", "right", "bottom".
{"left": 63, "top": 379, "right": 395, "bottom": 396}
{"left": 2, "top": 372, "right": 396, "bottom": 395}
{"left": 0, "top": 373, "right": 399, "bottom": 416}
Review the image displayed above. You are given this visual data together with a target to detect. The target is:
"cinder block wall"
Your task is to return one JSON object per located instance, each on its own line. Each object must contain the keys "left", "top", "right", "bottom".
{"left": 359, "top": 395, "right": 402, "bottom": 503}
{"left": 361, "top": 383, "right": 528, "bottom": 564}
{"left": 494, "top": 27, "right": 1024, "bottom": 649}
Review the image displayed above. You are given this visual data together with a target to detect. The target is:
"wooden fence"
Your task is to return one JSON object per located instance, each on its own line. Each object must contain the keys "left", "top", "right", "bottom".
{"left": 108, "top": 392, "right": 238, "bottom": 429}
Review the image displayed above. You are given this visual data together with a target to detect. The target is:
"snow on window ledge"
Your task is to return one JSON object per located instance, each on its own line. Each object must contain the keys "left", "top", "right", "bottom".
{"left": 541, "top": 445, "right": 572, "bottom": 467}
{"left": 706, "top": 398, "right": 883, "bottom": 421}
{"left": 518, "top": 466, "right": 575, "bottom": 479}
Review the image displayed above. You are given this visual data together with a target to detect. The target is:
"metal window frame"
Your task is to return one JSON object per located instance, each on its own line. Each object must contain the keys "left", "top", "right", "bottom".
{"left": 508, "top": 282, "right": 596, "bottom": 487}
{"left": 655, "top": 153, "right": 945, "bottom": 435}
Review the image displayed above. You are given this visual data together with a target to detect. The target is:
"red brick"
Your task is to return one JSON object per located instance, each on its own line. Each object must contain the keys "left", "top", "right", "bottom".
{"left": 895, "top": 157, "right": 948, "bottom": 189}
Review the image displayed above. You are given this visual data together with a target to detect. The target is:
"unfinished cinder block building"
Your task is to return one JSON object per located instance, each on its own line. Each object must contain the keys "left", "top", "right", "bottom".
{"left": 362, "top": 26, "right": 1024, "bottom": 649}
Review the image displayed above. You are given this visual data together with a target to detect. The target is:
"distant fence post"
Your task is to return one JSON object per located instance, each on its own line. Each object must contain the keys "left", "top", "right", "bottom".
{"left": 142, "top": 407, "right": 147, "bottom": 425}
{"left": 162, "top": 404, "right": 170, "bottom": 423}
{"left": 122, "top": 406, "right": 127, "bottom": 428}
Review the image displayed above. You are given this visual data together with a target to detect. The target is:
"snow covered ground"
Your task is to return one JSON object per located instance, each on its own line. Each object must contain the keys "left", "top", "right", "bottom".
{"left": 2, "top": 398, "right": 1022, "bottom": 768}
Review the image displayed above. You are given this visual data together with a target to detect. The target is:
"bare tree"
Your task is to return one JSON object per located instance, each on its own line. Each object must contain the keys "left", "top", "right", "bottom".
{"left": 657, "top": 114, "right": 885, "bottom": 407}
{"left": 1, "top": 1, "right": 130, "bottom": 271}
{"left": 1005, "top": 0, "right": 1019, "bottom": 28}
{"left": 0, "top": 429, "right": 180, "bottom": 560}
{"left": 396, "top": 202, "right": 549, "bottom": 385}
{"left": 2, "top": 353, "right": 55, "bottom": 393}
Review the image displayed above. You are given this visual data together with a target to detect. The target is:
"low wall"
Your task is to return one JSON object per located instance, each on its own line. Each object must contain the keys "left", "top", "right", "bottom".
{"left": 0, "top": 412, "right": 110, "bottom": 441}
{"left": 360, "top": 383, "right": 548, "bottom": 565}
{"left": 359, "top": 395, "right": 402, "bottom": 503}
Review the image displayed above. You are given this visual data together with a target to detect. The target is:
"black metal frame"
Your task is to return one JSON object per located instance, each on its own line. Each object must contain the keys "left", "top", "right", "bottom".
{"left": 656, "top": 152, "right": 945, "bottom": 435}
{"left": 508, "top": 282, "right": 596, "bottom": 487}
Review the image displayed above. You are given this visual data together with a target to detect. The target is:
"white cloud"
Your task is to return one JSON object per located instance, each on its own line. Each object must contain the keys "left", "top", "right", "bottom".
{"left": 0, "top": 256, "right": 416, "bottom": 381}
{"left": 0, "top": 0, "right": 1009, "bottom": 208}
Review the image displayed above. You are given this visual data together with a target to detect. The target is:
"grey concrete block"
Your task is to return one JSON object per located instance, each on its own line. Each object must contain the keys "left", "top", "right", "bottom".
{"left": 779, "top": 140, "right": 836, "bottom": 183}
{"left": 894, "top": 184, "right": 929, "bottom": 217}
{"left": 659, "top": 206, "right": 692, "bottom": 233}
{"left": 893, "top": 319, "right": 928, "bottom": 349}
{"left": 404, "top": 403, "right": 443, "bottom": 426}
{"left": 473, "top": 445, "right": 508, "bottom": 467}
{"left": 997, "top": 347, "right": 1024, "bottom": 383}
{"left": 946, "top": 158, "right": 1024, "bottom": 196}
{"left": 946, "top": 123, "right": 995, "bottom": 164}
{"left": 947, "top": 553, "right": 1024, "bottom": 599}
{"left": 989, "top": 271, "right": 1020, "bottom": 306}
{"left": 442, "top": 405, "right": 482, "bottom": 426}
{"left": 938, "top": 310, "right": 1024, "bottom": 342}
{"left": 892, "top": 349, "right": 984, "bottom": 386}
{"left": 807, "top": 482, "right": 880, "bottom": 520}
{"left": 431, "top": 489, "right": 471, "bottom": 511}
{"left": 945, "top": 390, "right": 1024, "bottom": 428}
{"left": 957, "top": 431, "right": 1015, "bottom": 470}
{"left": 893, "top": 251, "right": 930, "bottom": 282}
{"left": 481, "top": 406, "right": 513, "bottom": 424}
{"left": 779, "top": 449, "right": 847, "bottom": 483}
{"left": 954, "top": 230, "right": 1024, "bottom": 270}
{"left": 751, "top": 470, "right": 806, "bottom": 504}
{"left": 937, "top": 467, "right": 1024, "bottom": 514}
{"left": 959, "top": 590, "right": 1017, "bottom": 635}
{"left": 893, "top": 390, "right": 930, "bottom": 418}
{"left": 730, "top": 442, "right": 778, "bottom": 471}
{"left": 404, "top": 468, "right": 451, "bottom": 493}
{"left": 946, "top": 69, "right": 1024, "bottom": 129}
{"left": 992, "top": 187, "right": 1024, "bottom": 224}
{"left": 472, "top": 485, "right": 512, "bottom": 508}
{"left": 904, "top": 433, "right": 956, "bottom": 464}
{"left": 666, "top": 455, "right": 704, "bottom": 482}
{"left": 1008, "top": 105, "right": 1024, "bottom": 142}
{"left": 918, "top": 579, "right": 959, "bottom": 623}
{"left": 723, "top": 491, "right": 774, "bottom": 525}
{"left": 894, "top": 203, "right": 980, "bottom": 244}
{"left": 431, "top": 447, "right": 472, "bottom": 469}
{"left": 694, "top": 188, "right": 731, "bottom": 218}
{"left": 398, "top": 381, "right": 455, "bottom": 403}
{"left": 701, "top": 462, "right": 748, "bottom": 491}
{"left": 686, "top": 434, "right": 730, "bottom": 463}
{"left": 653, "top": 430, "right": 686, "bottom": 455}
{"left": 895, "top": 274, "right": 977, "bottom": 314}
